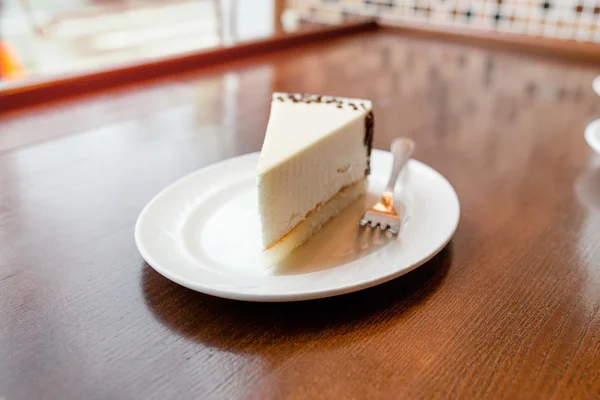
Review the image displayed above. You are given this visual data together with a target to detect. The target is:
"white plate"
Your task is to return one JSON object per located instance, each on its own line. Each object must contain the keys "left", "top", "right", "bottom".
{"left": 593, "top": 75, "right": 600, "bottom": 97}
{"left": 585, "top": 119, "right": 600, "bottom": 154}
{"left": 135, "top": 150, "right": 460, "bottom": 302}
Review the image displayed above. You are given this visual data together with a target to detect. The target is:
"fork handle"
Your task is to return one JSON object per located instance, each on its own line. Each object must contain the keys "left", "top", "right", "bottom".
{"left": 385, "top": 138, "right": 415, "bottom": 195}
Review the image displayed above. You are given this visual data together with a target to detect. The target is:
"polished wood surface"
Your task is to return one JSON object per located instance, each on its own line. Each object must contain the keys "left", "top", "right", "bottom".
{"left": 1, "top": 31, "right": 600, "bottom": 399}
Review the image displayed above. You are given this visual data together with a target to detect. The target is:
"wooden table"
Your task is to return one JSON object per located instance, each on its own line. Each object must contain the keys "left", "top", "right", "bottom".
{"left": 1, "top": 30, "right": 600, "bottom": 399}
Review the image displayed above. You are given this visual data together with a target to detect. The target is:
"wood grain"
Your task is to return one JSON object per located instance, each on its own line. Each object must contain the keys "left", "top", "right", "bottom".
{"left": 1, "top": 30, "right": 600, "bottom": 399}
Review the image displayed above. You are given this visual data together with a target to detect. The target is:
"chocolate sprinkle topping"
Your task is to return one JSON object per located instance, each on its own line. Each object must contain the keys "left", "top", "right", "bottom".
{"left": 275, "top": 93, "right": 365, "bottom": 112}
{"left": 364, "top": 111, "right": 374, "bottom": 176}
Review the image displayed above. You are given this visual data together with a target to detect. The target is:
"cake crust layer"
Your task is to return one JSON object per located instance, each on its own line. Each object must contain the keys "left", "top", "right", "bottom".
{"left": 264, "top": 178, "right": 367, "bottom": 264}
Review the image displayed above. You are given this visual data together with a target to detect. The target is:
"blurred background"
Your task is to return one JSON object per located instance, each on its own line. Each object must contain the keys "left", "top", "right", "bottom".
{"left": 0, "top": 0, "right": 295, "bottom": 82}
{"left": 1, "top": 0, "right": 599, "bottom": 84}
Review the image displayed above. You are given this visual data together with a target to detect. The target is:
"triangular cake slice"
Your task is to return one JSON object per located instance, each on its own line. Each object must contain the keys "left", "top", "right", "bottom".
{"left": 257, "top": 93, "right": 374, "bottom": 262}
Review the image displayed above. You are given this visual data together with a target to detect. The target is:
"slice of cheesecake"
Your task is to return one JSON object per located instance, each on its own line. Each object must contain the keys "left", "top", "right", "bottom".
{"left": 257, "top": 93, "right": 374, "bottom": 263}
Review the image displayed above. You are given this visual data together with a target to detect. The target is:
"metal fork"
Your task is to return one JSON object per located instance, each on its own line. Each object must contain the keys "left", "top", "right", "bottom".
{"left": 359, "top": 138, "right": 415, "bottom": 234}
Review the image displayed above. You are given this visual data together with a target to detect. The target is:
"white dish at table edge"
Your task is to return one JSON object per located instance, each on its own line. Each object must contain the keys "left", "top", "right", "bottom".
{"left": 585, "top": 119, "right": 600, "bottom": 154}
{"left": 135, "top": 149, "right": 460, "bottom": 302}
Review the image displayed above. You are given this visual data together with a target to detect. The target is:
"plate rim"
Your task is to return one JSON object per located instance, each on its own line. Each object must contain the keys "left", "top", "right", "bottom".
{"left": 135, "top": 150, "right": 460, "bottom": 302}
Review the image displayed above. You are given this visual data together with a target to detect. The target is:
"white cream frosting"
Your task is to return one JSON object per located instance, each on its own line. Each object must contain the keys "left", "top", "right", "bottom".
{"left": 257, "top": 93, "right": 372, "bottom": 250}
